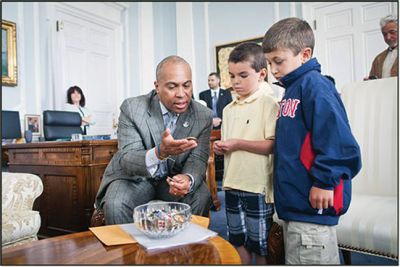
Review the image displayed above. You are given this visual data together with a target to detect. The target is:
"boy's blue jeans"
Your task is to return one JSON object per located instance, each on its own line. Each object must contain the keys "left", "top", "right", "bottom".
{"left": 283, "top": 221, "right": 340, "bottom": 264}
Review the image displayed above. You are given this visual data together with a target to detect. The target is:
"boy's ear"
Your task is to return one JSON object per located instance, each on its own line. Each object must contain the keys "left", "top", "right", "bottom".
{"left": 301, "top": 48, "right": 312, "bottom": 62}
{"left": 259, "top": 67, "right": 267, "bottom": 82}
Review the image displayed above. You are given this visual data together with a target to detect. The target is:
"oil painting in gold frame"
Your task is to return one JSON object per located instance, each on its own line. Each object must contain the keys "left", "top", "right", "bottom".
{"left": 2, "top": 20, "right": 17, "bottom": 87}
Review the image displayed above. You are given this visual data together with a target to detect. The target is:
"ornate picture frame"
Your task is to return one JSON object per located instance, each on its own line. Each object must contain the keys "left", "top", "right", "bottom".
{"left": 2, "top": 20, "right": 17, "bottom": 87}
{"left": 25, "top": 114, "right": 42, "bottom": 136}
{"left": 215, "top": 36, "right": 263, "bottom": 89}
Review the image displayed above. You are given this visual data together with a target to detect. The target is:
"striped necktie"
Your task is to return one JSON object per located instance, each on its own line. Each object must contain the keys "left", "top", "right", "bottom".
{"left": 164, "top": 112, "right": 178, "bottom": 134}
{"left": 212, "top": 91, "right": 218, "bottom": 117}
{"left": 157, "top": 111, "right": 178, "bottom": 178}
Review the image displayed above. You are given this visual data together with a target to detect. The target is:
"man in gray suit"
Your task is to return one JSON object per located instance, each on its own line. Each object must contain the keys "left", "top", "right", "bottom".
{"left": 95, "top": 56, "right": 213, "bottom": 224}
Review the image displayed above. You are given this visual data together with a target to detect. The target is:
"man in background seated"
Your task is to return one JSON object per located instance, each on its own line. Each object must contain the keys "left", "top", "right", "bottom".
{"left": 199, "top": 72, "right": 233, "bottom": 129}
{"left": 366, "top": 14, "right": 398, "bottom": 79}
{"left": 95, "top": 56, "right": 213, "bottom": 224}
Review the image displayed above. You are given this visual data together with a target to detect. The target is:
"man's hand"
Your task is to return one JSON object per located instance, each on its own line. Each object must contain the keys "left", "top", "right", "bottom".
{"left": 212, "top": 117, "right": 222, "bottom": 128}
{"left": 309, "top": 186, "right": 334, "bottom": 210}
{"left": 157, "top": 129, "right": 197, "bottom": 159}
{"left": 167, "top": 174, "right": 191, "bottom": 197}
{"left": 213, "top": 139, "right": 239, "bottom": 155}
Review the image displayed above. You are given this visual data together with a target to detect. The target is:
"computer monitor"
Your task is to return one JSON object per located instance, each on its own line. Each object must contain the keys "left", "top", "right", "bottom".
{"left": 2, "top": 110, "right": 22, "bottom": 139}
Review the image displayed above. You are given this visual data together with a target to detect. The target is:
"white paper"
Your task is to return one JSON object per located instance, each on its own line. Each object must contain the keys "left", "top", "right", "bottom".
{"left": 120, "top": 222, "right": 217, "bottom": 250}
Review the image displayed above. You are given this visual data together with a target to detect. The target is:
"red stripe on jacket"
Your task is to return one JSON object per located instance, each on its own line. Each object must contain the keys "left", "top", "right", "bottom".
{"left": 300, "top": 132, "right": 343, "bottom": 215}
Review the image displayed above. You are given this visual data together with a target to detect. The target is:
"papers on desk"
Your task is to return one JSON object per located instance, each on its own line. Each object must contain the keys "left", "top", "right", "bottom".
{"left": 89, "top": 215, "right": 216, "bottom": 250}
{"left": 120, "top": 222, "right": 217, "bottom": 250}
{"left": 82, "top": 134, "right": 111, "bottom": 140}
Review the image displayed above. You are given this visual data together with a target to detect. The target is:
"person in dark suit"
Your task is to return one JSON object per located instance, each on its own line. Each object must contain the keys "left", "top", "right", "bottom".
{"left": 199, "top": 73, "right": 233, "bottom": 183}
{"left": 95, "top": 56, "right": 213, "bottom": 224}
{"left": 199, "top": 72, "right": 233, "bottom": 129}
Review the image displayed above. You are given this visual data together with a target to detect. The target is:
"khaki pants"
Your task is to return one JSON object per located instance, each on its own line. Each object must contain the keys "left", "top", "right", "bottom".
{"left": 283, "top": 221, "right": 340, "bottom": 265}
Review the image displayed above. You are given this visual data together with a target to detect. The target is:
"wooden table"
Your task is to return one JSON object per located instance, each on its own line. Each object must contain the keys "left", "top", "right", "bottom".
{"left": 3, "top": 135, "right": 222, "bottom": 238}
{"left": 1, "top": 231, "right": 241, "bottom": 264}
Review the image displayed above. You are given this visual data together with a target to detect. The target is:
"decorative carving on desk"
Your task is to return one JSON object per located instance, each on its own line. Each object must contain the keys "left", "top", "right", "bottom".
{"left": 81, "top": 147, "right": 91, "bottom": 165}
{"left": 81, "top": 147, "right": 91, "bottom": 154}
{"left": 8, "top": 148, "right": 82, "bottom": 165}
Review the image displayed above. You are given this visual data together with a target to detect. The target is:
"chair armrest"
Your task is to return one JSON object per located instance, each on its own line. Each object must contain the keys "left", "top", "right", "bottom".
{"left": 2, "top": 172, "right": 43, "bottom": 211}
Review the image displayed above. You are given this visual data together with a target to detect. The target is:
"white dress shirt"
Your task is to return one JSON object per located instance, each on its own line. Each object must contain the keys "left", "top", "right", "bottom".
{"left": 382, "top": 47, "right": 397, "bottom": 78}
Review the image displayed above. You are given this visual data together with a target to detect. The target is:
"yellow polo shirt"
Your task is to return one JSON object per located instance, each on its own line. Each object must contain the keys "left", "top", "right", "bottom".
{"left": 221, "top": 88, "right": 279, "bottom": 203}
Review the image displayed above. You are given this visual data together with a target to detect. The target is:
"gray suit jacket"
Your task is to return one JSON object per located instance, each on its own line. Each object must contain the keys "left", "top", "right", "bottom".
{"left": 95, "top": 90, "right": 213, "bottom": 208}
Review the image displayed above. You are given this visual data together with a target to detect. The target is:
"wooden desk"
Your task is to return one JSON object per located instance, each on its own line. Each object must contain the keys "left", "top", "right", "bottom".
{"left": 1, "top": 231, "right": 241, "bottom": 264}
{"left": 3, "top": 140, "right": 118, "bottom": 238}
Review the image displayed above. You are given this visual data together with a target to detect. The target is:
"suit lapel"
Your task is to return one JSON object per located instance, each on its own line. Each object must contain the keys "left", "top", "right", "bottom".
{"left": 216, "top": 89, "right": 227, "bottom": 114}
{"left": 146, "top": 94, "right": 164, "bottom": 146}
{"left": 173, "top": 107, "right": 194, "bottom": 140}
{"left": 205, "top": 90, "right": 212, "bottom": 108}
{"left": 217, "top": 90, "right": 223, "bottom": 106}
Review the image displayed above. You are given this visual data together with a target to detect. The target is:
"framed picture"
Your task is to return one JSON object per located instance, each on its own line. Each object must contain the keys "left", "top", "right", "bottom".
{"left": 2, "top": 20, "right": 17, "bottom": 87}
{"left": 25, "top": 114, "right": 42, "bottom": 136}
{"left": 215, "top": 36, "right": 263, "bottom": 89}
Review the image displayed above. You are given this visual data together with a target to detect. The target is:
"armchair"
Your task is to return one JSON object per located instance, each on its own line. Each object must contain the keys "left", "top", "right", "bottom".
{"left": 2, "top": 172, "right": 43, "bottom": 248}
{"left": 337, "top": 77, "right": 398, "bottom": 263}
{"left": 43, "top": 110, "right": 82, "bottom": 141}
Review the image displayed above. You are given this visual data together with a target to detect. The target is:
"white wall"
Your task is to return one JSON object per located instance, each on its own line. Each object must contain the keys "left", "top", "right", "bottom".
{"left": 2, "top": 2, "right": 49, "bottom": 130}
{"left": 2, "top": 2, "right": 127, "bottom": 132}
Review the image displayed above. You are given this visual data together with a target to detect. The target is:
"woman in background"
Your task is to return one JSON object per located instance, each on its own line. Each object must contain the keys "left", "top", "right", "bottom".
{"left": 65, "top": 85, "right": 95, "bottom": 134}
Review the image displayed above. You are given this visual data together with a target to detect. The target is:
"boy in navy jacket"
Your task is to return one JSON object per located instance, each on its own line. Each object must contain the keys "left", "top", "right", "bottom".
{"left": 262, "top": 17, "right": 362, "bottom": 264}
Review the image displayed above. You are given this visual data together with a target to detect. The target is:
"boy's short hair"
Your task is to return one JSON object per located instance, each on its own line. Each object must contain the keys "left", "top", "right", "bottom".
{"left": 228, "top": 42, "right": 267, "bottom": 72}
{"left": 262, "top": 17, "right": 315, "bottom": 56}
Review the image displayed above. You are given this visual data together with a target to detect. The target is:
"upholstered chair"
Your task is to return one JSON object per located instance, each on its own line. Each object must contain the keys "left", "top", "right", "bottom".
{"left": 2, "top": 172, "right": 43, "bottom": 248}
{"left": 337, "top": 77, "right": 398, "bottom": 263}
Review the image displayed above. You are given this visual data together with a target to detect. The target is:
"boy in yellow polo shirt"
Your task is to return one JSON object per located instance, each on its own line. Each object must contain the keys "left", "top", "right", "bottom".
{"left": 214, "top": 42, "right": 279, "bottom": 264}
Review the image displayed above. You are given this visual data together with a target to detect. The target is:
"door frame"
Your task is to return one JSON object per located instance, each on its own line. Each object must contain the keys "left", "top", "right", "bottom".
{"left": 45, "top": 2, "right": 126, "bottom": 114}
{"left": 301, "top": 2, "right": 397, "bottom": 88}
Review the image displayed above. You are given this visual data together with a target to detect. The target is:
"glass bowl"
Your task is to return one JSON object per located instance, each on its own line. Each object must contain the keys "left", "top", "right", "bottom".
{"left": 133, "top": 202, "right": 192, "bottom": 239}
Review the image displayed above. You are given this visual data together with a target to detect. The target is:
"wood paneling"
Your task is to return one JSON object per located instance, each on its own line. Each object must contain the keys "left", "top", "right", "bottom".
{"left": 3, "top": 140, "right": 117, "bottom": 238}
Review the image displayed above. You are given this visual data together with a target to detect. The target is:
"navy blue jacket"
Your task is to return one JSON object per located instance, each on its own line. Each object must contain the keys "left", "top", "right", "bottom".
{"left": 274, "top": 58, "right": 362, "bottom": 226}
